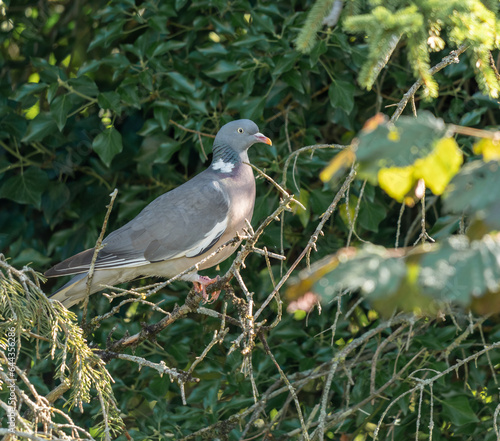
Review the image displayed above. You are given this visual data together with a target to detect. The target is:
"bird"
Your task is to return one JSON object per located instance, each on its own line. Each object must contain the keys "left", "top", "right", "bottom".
{"left": 45, "top": 119, "right": 272, "bottom": 308}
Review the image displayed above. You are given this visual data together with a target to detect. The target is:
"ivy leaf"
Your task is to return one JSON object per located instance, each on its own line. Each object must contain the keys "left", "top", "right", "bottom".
{"left": 228, "top": 96, "right": 266, "bottom": 121}
{"left": 166, "top": 72, "right": 196, "bottom": 94}
{"left": 358, "top": 200, "right": 387, "bottom": 232}
{"left": 283, "top": 70, "right": 304, "bottom": 93}
{"left": 0, "top": 168, "right": 49, "bottom": 209}
{"left": 10, "top": 82, "right": 47, "bottom": 106}
{"left": 204, "top": 61, "right": 241, "bottom": 81}
{"left": 92, "top": 127, "right": 123, "bottom": 167}
{"left": 98, "top": 91, "right": 122, "bottom": 114}
{"left": 441, "top": 395, "right": 479, "bottom": 426}
{"left": 272, "top": 51, "right": 299, "bottom": 76}
{"left": 88, "top": 19, "right": 125, "bottom": 50}
{"left": 22, "top": 113, "right": 58, "bottom": 142}
{"left": 68, "top": 76, "right": 99, "bottom": 98}
{"left": 50, "top": 94, "right": 73, "bottom": 131}
{"left": 329, "top": 80, "right": 356, "bottom": 113}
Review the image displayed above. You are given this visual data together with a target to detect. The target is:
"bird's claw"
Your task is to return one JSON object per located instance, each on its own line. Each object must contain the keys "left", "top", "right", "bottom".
{"left": 193, "top": 275, "right": 221, "bottom": 303}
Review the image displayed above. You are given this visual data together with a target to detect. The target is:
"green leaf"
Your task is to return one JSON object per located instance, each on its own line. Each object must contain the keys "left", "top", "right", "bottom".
{"left": 97, "top": 91, "right": 122, "bottom": 113}
{"left": 329, "top": 80, "right": 356, "bottom": 113}
{"left": 356, "top": 112, "right": 448, "bottom": 179}
{"left": 88, "top": 19, "right": 125, "bottom": 51}
{"left": 11, "top": 83, "right": 47, "bottom": 105}
{"left": 239, "top": 96, "right": 266, "bottom": 121}
{"left": 441, "top": 395, "right": 479, "bottom": 426}
{"left": 294, "top": 189, "right": 310, "bottom": 228}
{"left": 138, "top": 119, "right": 161, "bottom": 136}
{"left": 241, "top": 70, "right": 255, "bottom": 97}
{"left": 358, "top": 200, "right": 387, "bottom": 232}
{"left": 92, "top": 127, "right": 123, "bottom": 167}
{"left": 0, "top": 168, "right": 49, "bottom": 208}
{"left": 68, "top": 76, "right": 99, "bottom": 98}
{"left": 42, "top": 181, "right": 70, "bottom": 225}
{"left": 118, "top": 80, "right": 140, "bottom": 108}
{"left": 459, "top": 107, "right": 487, "bottom": 126}
{"left": 204, "top": 60, "right": 241, "bottom": 81}
{"left": 12, "top": 247, "right": 52, "bottom": 268}
{"left": 444, "top": 161, "right": 500, "bottom": 229}
{"left": 306, "top": 245, "right": 407, "bottom": 301}
{"left": 31, "top": 57, "right": 63, "bottom": 83}
{"left": 156, "top": 140, "right": 182, "bottom": 164}
{"left": 282, "top": 70, "right": 304, "bottom": 93}
{"left": 22, "top": 113, "right": 58, "bottom": 142}
{"left": 77, "top": 59, "right": 104, "bottom": 76}
{"left": 47, "top": 82, "right": 59, "bottom": 104}
{"left": 187, "top": 97, "right": 208, "bottom": 115}
{"left": 310, "top": 40, "right": 327, "bottom": 66}
{"left": 165, "top": 72, "right": 196, "bottom": 94}
{"left": 418, "top": 235, "right": 500, "bottom": 304}
{"left": 272, "top": 51, "right": 299, "bottom": 76}
{"left": 154, "top": 106, "right": 170, "bottom": 131}
{"left": 50, "top": 94, "right": 73, "bottom": 131}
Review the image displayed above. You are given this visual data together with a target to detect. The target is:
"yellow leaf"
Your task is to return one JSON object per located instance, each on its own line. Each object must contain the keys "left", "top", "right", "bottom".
{"left": 387, "top": 127, "right": 400, "bottom": 142}
{"left": 377, "top": 165, "right": 414, "bottom": 202}
{"left": 339, "top": 194, "right": 358, "bottom": 227}
{"left": 28, "top": 72, "right": 40, "bottom": 83}
{"left": 320, "top": 147, "right": 356, "bottom": 183}
{"left": 473, "top": 138, "right": 500, "bottom": 162}
{"left": 24, "top": 101, "right": 40, "bottom": 120}
{"left": 413, "top": 137, "right": 463, "bottom": 195}
{"left": 294, "top": 189, "right": 310, "bottom": 228}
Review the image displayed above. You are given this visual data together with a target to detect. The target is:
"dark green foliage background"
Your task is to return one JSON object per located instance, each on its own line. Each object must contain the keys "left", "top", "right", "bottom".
{"left": 1, "top": 0, "right": 500, "bottom": 440}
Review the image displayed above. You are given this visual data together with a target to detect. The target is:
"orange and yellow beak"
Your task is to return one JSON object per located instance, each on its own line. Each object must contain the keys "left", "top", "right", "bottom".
{"left": 254, "top": 132, "right": 272, "bottom": 146}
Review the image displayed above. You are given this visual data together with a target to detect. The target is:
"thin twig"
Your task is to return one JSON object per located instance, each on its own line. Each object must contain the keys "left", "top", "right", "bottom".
{"left": 389, "top": 44, "right": 468, "bottom": 122}
{"left": 169, "top": 119, "right": 216, "bottom": 138}
{"left": 259, "top": 331, "right": 311, "bottom": 441}
{"left": 83, "top": 189, "right": 118, "bottom": 321}
{"left": 255, "top": 167, "right": 357, "bottom": 320}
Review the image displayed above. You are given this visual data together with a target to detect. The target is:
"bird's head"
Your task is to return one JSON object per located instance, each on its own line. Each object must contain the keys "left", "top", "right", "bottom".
{"left": 214, "top": 119, "right": 272, "bottom": 154}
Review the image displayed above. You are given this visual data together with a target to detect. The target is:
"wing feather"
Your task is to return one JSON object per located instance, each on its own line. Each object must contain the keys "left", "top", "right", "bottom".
{"left": 45, "top": 171, "right": 230, "bottom": 277}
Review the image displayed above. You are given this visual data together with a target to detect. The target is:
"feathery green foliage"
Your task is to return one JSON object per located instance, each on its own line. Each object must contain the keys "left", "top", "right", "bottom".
{"left": 344, "top": 0, "right": 500, "bottom": 97}
{"left": 0, "top": 256, "right": 122, "bottom": 437}
{"left": 295, "top": 0, "right": 335, "bottom": 53}
{"left": 298, "top": 0, "right": 500, "bottom": 98}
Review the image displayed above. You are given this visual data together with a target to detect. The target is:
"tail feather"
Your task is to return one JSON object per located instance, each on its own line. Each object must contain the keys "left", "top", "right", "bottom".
{"left": 49, "top": 268, "right": 133, "bottom": 308}
{"left": 50, "top": 273, "right": 89, "bottom": 307}
{"left": 44, "top": 248, "right": 95, "bottom": 277}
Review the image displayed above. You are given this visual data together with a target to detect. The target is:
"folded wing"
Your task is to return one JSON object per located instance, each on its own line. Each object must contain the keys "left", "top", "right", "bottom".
{"left": 45, "top": 174, "right": 230, "bottom": 277}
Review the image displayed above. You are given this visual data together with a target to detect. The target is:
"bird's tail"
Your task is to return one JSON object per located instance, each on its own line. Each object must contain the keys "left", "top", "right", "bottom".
{"left": 50, "top": 273, "right": 89, "bottom": 308}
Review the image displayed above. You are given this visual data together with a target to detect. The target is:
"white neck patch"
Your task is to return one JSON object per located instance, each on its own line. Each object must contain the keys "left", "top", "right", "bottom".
{"left": 212, "top": 158, "right": 235, "bottom": 173}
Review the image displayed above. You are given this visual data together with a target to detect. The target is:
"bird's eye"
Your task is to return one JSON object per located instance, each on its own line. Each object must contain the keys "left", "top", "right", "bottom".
{"left": 237, "top": 128, "right": 244, "bottom": 134}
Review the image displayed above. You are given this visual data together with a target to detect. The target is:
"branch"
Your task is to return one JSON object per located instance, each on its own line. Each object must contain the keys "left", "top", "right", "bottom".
{"left": 389, "top": 44, "right": 468, "bottom": 122}
{"left": 83, "top": 188, "right": 118, "bottom": 323}
{"left": 254, "top": 166, "right": 357, "bottom": 320}
{"left": 169, "top": 119, "right": 216, "bottom": 138}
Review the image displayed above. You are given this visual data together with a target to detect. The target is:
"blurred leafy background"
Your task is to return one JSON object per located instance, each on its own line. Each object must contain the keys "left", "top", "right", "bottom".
{"left": 1, "top": 0, "right": 500, "bottom": 440}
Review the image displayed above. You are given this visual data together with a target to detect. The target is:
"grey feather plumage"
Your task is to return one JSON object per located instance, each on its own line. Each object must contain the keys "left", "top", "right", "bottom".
{"left": 45, "top": 119, "right": 272, "bottom": 307}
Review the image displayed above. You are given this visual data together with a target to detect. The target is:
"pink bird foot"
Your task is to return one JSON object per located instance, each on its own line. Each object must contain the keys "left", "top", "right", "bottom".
{"left": 193, "top": 275, "right": 221, "bottom": 303}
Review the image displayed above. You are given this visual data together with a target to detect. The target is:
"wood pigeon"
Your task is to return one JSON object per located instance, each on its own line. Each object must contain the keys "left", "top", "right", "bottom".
{"left": 45, "top": 119, "right": 272, "bottom": 307}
